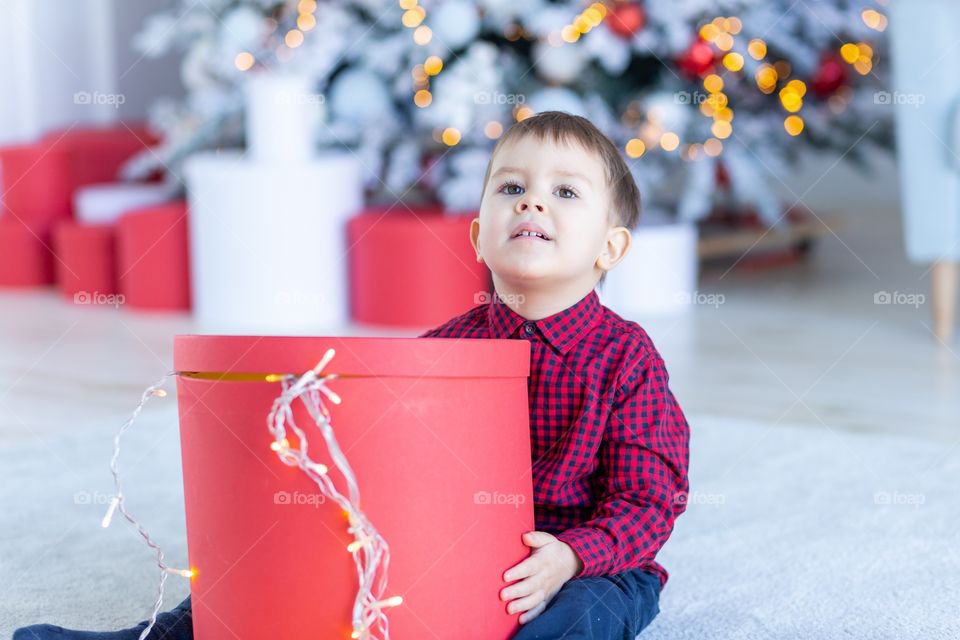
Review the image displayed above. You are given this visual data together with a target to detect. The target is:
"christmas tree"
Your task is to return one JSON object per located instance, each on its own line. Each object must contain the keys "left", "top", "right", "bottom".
{"left": 126, "top": 0, "right": 893, "bottom": 225}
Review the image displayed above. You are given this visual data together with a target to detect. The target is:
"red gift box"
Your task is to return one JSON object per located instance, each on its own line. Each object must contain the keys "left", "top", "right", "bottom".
{"left": 0, "top": 123, "right": 159, "bottom": 235}
{"left": 0, "top": 219, "right": 55, "bottom": 287}
{"left": 52, "top": 221, "right": 116, "bottom": 299}
{"left": 116, "top": 201, "right": 191, "bottom": 311}
{"left": 347, "top": 206, "right": 492, "bottom": 328}
{"left": 174, "top": 335, "right": 534, "bottom": 639}
{"left": 46, "top": 123, "right": 158, "bottom": 190}
{"left": 0, "top": 143, "right": 73, "bottom": 233}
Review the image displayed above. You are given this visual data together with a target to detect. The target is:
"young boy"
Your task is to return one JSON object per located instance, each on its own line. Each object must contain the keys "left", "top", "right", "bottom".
{"left": 14, "top": 111, "right": 690, "bottom": 640}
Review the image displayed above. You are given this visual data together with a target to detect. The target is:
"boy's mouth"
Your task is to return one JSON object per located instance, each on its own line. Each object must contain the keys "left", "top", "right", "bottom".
{"left": 510, "top": 223, "right": 552, "bottom": 242}
{"left": 511, "top": 230, "right": 552, "bottom": 242}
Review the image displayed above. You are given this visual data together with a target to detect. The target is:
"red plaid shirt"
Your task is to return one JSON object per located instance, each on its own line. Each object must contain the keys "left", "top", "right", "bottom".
{"left": 418, "top": 289, "right": 690, "bottom": 588}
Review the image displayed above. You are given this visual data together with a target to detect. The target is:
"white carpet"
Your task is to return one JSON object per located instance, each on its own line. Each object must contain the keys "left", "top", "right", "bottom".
{"left": 2, "top": 405, "right": 957, "bottom": 639}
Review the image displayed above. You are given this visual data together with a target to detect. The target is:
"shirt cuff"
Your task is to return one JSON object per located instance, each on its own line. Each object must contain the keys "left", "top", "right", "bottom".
{"left": 555, "top": 526, "right": 616, "bottom": 578}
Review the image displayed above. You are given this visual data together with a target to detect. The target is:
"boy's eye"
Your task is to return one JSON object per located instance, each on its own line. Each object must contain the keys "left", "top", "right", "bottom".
{"left": 500, "top": 182, "right": 523, "bottom": 195}
{"left": 556, "top": 187, "right": 577, "bottom": 199}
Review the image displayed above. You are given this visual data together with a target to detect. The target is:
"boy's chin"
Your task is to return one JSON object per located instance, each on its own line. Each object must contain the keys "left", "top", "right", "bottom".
{"left": 493, "top": 264, "right": 559, "bottom": 286}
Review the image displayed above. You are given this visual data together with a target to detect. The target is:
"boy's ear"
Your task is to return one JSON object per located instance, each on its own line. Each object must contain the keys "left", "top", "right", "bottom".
{"left": 470, "top": 217, "right": 484, "bottom": 263}
{"left": 596, "top": 226, "right": 631, "bottom": 273}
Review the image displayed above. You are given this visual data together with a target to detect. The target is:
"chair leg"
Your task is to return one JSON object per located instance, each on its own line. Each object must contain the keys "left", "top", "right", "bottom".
{"left": 931, "top": 261, "right": 958, "bottom": 343}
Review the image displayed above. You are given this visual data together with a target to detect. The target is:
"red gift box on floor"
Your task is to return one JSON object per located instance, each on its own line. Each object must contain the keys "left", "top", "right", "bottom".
{"left": 52, "top": 221, "right": 116, "bottom": 299}
{"left": 0, "top": 123, "right": 158, "bottom": 235}
{"left": 116, "top": 201, "right": 191, "bottom": 311}
{"left": 174, "top": 335, "right": 534, "bottom": 639}
{"left": 347, "top": 206, "right": 492, "bottom": 328}
{"left": 45, "top": 123, "right": 157, "bottom": 190}
{"left": 0, "top": 219, "right": 55, "bottom": 287}
{"left": 0, "top": 143, "right": 73, "bottom": 233}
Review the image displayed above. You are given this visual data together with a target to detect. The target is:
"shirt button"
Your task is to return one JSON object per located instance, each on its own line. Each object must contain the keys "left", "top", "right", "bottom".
{"left": 522, "top": 322, "right": 536, "bottom": 336}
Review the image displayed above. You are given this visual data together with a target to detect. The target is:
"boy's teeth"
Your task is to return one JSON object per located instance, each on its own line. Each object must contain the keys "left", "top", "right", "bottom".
{"left": 518, "top": 231, "right": 546, "bottom": 239}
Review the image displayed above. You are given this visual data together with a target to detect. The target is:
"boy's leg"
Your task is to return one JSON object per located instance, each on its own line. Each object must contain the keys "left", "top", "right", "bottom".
{"left": 12, "top": 596, "right": 194, "bottom": 640}
{"left": 511, "top": 568, "right": 661, "bottom": 640}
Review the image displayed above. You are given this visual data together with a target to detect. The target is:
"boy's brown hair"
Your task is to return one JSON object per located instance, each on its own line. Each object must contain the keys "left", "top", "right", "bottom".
{"left": 479, "top": 111, "right": 642, "bottom": 287}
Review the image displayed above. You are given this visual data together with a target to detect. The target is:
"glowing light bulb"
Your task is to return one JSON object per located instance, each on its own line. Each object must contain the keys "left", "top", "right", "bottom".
{"left": 748, "top": 39, "right": 767, "bottom": 60}
{"left": 234, "top": 52, "right": 255, "bottom": 71}
{"left": 414, "top": 90, "right": 432, "bottom": 107}
{"left": 660, "top": 132, "right": 680, "bottom": 151}
{"left": 784, "top": 115, "right": 804, "bottom": 136}
{"left": 625, "top": 139, "right": 646, "bottom": 158}
{"left": 374, "top": 595, "right": 404, "bottom": 609}
{"left": 347, "top": 539, "right": 366, "bottom": 553}
{"left": 703, "top": 74, "right": 724, "bottom": 94}
{"left": 101, "top": 495, "right": 120, "bottom": 528}
{"left": 723, "top": 52, "right": 744, "bottom": 72}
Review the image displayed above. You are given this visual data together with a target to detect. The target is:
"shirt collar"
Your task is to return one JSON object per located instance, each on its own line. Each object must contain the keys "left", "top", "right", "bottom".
{"left": 486, "top": 289, "right": 605, "bottom": 354}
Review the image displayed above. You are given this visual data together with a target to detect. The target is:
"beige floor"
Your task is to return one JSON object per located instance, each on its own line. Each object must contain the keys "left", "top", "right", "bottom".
{"left": 1, "top": 202, "right": 957, "bottom": 457}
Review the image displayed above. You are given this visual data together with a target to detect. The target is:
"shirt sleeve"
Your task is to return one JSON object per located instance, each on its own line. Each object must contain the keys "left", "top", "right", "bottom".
{"left": 555, "top": 348, "right": 690, "bottom": 578}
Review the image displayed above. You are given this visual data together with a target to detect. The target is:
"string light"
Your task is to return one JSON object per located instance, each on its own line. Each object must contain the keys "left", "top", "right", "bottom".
{"left": 722, "top": 52, "right": 744, "bottom": 72}
{"left": 748, "top": 39, "right": 767, "bottom": 60}
{"left": 413, "top": 89, "right": 432, "bottom": 108}
{"left": 401, "top": 7, "right": 425, "bottom": 28}
{"left": 703, "top": 73, "right": 724, "bottom": 94}
{"left": 484, "top": 121, "right": 504, "bottom": 139}
{"left": 755, "top": 63, "right": 778, "bottom": 93}
{"left": 102, "top": 374, "right": 194, "bottom": 640}
{"left": 297, "top": 13, "right": 316, "bottom": 31}
{"left": 413, "top": 25, "right": 432, "bottom": 45}
{"left": 565, "top": 3, "right": 604, "bottom": 40}
{"left": 625, "top": 138, "right": 646, "bottom": 158}
{"left": 441, "top": 127, "right": 461, "bottom": 145}
{"left": 703, "top": 138, "right": 724, "bottom": 157}
{"left": 861, "top": 9, "right": 887, "bottom": 32}
{"left": 234, "top": 52, "right": 255, "bottom": 71}
{"left": 660, "top": 132, "right": 680, "bottom": 151}
{"left": 423, "top": 56, "right": 443, "bottom": 76}
{"left": 267, "top": 349, "right": 402, "bottom": 640}
{"left": 285, "top": 29, "right": 304, "bottom": 48}
{"left": 784, "top": 115, "right": 805, "bottom": 136}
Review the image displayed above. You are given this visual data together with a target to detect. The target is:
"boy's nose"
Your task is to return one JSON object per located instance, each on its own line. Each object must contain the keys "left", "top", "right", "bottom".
{"left": 515, "top": 198, "right": 544, "bottom": 214}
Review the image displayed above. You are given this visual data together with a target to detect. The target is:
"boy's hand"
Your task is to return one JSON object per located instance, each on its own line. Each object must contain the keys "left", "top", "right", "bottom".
{"left": 500, "top": 530, "right": 585, "bottom": 624}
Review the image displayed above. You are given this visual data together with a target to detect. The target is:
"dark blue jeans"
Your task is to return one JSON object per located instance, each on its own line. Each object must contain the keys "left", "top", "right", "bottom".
{"left": 510, "top": 568, "right": 662, "bottom": 640}
{"left": 13, "top": 569, "right": 659, "bottom": 640}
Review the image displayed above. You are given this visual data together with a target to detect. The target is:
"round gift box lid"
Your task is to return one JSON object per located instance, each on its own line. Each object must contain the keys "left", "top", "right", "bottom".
{"left": 75, "top": 182, "right": 174, "bottom": 225}
{"left": 174, "top": 335, "right": 529, "bottom": 378}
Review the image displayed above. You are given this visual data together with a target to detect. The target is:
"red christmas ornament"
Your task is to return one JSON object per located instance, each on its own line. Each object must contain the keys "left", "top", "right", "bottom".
{"left": 606, "top": 2, "right": 646, "bottom": 38}
{"left": 811, "top": 53, "right": 848, "bottom": 97}
{"left": 677, "top": 38, "right": 717, "bottom": 78}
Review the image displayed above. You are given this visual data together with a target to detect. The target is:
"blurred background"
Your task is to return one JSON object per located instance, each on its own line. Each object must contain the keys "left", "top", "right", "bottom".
{"left": 1, "top": 0, "right": 957, "bottom": 638}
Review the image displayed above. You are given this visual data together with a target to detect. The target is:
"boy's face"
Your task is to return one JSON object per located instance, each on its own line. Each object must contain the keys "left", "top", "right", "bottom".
{"left": 470, "top": 135, "right": 628, "bottom": 291}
